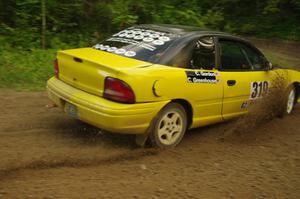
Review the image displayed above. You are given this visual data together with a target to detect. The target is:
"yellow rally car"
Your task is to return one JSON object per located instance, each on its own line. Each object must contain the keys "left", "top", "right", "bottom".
{"left": 47, "top": 24, "right": 300, "bottom": 148}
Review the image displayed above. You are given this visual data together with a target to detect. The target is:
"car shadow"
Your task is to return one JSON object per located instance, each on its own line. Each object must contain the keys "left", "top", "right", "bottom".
{"left": 52, "top": 118, "right": 137, "bottom": 149}
{"left": 51, "top": 105, "right": 300, "bottom": 149}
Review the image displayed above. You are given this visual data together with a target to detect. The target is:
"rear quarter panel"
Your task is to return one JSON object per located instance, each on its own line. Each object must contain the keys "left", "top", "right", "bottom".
{"left": 118, "top": 64, "right": 221, "bottom": 100}
{"left": 118, "top": 64, "right": 223, "bottom": 127}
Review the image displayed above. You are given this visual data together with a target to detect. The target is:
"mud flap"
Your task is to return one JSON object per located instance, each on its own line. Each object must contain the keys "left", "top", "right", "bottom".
{"left": 135, "top": 133, "right": 149, "bottom": 147}
{"left": 296, "top": 84, "right": 300, "bottom": 103}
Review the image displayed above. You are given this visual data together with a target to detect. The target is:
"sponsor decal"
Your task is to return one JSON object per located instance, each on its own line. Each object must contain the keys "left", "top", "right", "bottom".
{"left": 150, "top": 34, "right": 160, "bottom": 38}
{"left": 127, "top": 34, "right": 136, "bottom": 39}
{"left": 124, "top": 51, "right": 136, "bottom": 57}
{"left": 107, "top": 47, "right": 117, "bottom": 52}
{"left": 241, "top": 101, "right": 249, "bottom": 109}
{"left": 100, "top": 45, "right": 109, "bottom": 50}
{"left": 159, "top": 36, "right": 170, "bottom": 42}
{"left": 241, "top": 100, "right": 256, "bottom": 109}
{"left": 153, "top": 40, "right": 165, "bottom": 45}
{"left": 141, "top": 32, "right": 151, "bottom": 36}
{"left": 185, "top": 71, "right": 221, "bottom": 84}
{"left": 94, "top": 44, "right": 102, "bottom": 49}
{"left": 115, "top": 49, "right": 126, "bottom": 54}
{"left": 134, "top": 35, "right": 144, "bottom": 40}
{"left": 107, "top": 37, "right": 156, "bottom": 51}
{"left": 92, "top": 44, "right": 136, "bottom": 57}
{"left": 93, "top": 28, "right": 177, "bottom": 57}
{"left": 136, "top": 31, "right": 143, "bottom": 34}
{"left": 143, "top": 37, "right": 154, "bottom": 42}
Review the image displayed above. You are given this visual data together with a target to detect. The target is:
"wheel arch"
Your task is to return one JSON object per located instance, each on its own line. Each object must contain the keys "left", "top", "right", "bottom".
{"left": 292, "top": 82, "right": 300, "bottom": 103}
{"left": 171, "top": 99, "right": 193, "bottom": 128}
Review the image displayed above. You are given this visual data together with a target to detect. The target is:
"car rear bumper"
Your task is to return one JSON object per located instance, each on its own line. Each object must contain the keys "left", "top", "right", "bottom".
{"left": 47, "top": 77, "right": 169, "bottom": 134}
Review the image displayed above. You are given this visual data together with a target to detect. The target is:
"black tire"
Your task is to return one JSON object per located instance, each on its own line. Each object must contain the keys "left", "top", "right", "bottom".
{"left": 285, "top": 86, "right": 296, "bottom": 114}
{"left": 277, "top": 86, "right": 296, "bottom": 117}
{"left": 149, "top": 102, "right": 187, "bottom": 148}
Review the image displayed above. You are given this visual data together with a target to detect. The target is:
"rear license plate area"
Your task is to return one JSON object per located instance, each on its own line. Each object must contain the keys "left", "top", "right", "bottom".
{"left": 65, "top": 102, "right": 78, "bottom": 118}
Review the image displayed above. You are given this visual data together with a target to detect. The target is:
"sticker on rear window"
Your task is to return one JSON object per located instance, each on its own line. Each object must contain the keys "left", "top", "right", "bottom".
{"left": 93, "top": 28, "right": 177, "bottom": 54}
{"left": 124, "top": 51, "right": 136, "bottom": 57}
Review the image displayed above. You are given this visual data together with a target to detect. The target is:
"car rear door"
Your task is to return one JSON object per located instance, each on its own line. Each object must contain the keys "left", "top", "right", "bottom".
{"left": 217, "top": 38, "right": 274, "bottom": 119}
{"left": 178, "top": 36, "right": 224, "bottom": 127}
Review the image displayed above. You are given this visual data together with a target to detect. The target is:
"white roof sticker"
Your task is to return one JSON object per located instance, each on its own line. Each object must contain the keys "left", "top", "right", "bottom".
{"left": 159, "top": 36, "right": 170, "bottom": 42}
{"left": 100, "top": 45, "right": 109, "bottom": 50}
{"left": 134, "top": 35, "right": 144, "bottom": 40}
{"left": 107, "top": 47, "right": 117, "bottom": 52}
{"left": 150, "top": 34, "right": 160, "bottom": 38}
{"left": 124, "top": 51, "right": 136, "bottom": 57}
{"left": 94, "top": 28, "right": 178, "bottom": 56}
{"left": 153, "top": 40, "right": 165, "bottom": 45}
{"left": 115, "top": 49, "right": 126, "bottom": 54}
{"left": 143, "top": 37, "right": 154, "bottom": 42}
{"left": 125, "top": 34, "right": 135, "bottom": 39}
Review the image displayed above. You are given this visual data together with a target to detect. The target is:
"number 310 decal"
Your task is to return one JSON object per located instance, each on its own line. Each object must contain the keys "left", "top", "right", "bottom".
{"left": 250, "top": 81, "right": 269, "bottom": 99}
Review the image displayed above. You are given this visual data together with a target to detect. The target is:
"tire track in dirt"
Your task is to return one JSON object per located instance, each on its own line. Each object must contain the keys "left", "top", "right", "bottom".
{"left": 0, "top": 148, "right": 160, "bottom": 181}
{"left": 0, "top": 91, "right": 162, "bottom": 181}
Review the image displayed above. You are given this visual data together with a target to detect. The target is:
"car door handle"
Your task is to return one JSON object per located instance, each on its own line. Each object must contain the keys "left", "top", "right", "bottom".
{"left": 227, "top": 80, "right": 236, "bottom": 86}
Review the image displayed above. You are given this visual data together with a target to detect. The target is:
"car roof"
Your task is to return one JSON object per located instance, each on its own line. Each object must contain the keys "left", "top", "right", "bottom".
{"left": 134, "top": 24, "right": 228, "bottom": 35}
{"left": 134, "top": 24, "right": 246, "bottom": 42}
{"left": 134, "top": 24, "right": 207, "bottom": 34}
{"left": 131, "top": 24, "right": 262, "bottom": 65}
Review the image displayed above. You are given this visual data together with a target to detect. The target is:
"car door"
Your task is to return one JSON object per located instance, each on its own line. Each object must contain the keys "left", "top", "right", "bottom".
{"left": 217, "top": 38, "right": 274, "bottom": 119}
{"left": 181, "top": 36, "right": 224, "bottom": 127}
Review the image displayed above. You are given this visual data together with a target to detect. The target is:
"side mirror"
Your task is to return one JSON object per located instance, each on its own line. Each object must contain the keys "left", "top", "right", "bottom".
{"left": 265, "top": 61, "right": 273, "bottom": 70}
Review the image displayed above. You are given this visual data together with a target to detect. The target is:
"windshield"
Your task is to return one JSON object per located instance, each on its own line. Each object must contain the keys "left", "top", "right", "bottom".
{"left": 93, "top": 27, "right": 180, "bottom": 63}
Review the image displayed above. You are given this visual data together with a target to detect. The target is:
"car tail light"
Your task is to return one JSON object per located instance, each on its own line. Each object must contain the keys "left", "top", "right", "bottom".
{"left": 54, "top": 59, "right": 59, "bottom": 78}
{"left": 104, "top": 77, "right": 135, "bottom": 104}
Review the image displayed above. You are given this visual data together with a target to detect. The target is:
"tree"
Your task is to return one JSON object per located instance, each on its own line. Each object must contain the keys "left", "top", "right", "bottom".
{"left": 41, "top": 0, "right": 46, "bottom": 49}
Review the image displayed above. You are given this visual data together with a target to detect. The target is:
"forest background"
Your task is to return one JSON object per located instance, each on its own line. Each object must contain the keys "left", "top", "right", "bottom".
{"left": 0, "top": 0, "right": 299, "bottom": 89}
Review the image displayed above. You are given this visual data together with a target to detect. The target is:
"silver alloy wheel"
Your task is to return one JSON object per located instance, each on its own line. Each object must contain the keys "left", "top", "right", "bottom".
{"left": 157, "top": 111, "right": 183, "bottom": 145}
{"left": 286, "top": 88, "right": 296, "bottom": 114}
{"left": 150, "top": 103, "right": 187, "bottom": 148}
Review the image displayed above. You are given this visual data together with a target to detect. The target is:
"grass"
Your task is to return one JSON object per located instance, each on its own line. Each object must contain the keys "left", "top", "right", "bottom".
{"left": 248, "top": 37, "right": 300, "bottom": 70}
{"left": 259, "top": 48, "right": 300, "bottom": 70}
{"left": 0, "top": 48, "right": 57, "bottom": 90}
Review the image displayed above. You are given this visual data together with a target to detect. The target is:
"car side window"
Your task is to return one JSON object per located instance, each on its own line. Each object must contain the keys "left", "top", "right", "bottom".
{"left": 189, "top": 36, "right": 215, "bottom": 70}
{"left": 219, "top": 40, "right": 251, "bottom": 70}
{"left": 240, "top": 44, "right": 267, "bottom": 70}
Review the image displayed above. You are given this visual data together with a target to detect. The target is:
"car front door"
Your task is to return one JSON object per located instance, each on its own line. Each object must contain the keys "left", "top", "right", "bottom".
{"left": 217, "top": 38, "right": 274, "bottom": 119}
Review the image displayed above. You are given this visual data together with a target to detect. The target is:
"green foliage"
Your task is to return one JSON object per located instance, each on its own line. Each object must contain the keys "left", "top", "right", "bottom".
{"left": 0, "top": 0, "right": 299, "bottom": 90}
{"left": 0, "top": 0, "right": 299, "bottom": 50}
{"left": 201, "top": 10, "right": 224, "bottom": 29}
{"left": 261, "top": 48, "right": 300, "bottom": 68}
{"left": 0, "top": 47, "right": 56, "bottom": 90}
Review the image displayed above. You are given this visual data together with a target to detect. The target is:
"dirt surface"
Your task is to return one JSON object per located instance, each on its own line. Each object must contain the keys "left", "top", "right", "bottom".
{"left": 249, "top": 37, "right": 300, "bottom": 59}
{"left": 0, "top": 91, "right": 299, "bottom": 199}
{"left": 248, "top": 37, "right": 300, "bottom": 70}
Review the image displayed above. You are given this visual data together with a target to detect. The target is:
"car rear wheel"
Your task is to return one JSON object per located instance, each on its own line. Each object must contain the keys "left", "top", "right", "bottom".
{"left": 149, "top": 103, "right": 187, "bottom": 148}
{"left": 286, "top": 86, "right": 296, "bottom": 114}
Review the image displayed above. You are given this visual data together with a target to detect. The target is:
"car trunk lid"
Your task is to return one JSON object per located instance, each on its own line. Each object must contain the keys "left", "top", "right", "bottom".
{"left": 57, "top": 48, "right": 151, "bottom": 96}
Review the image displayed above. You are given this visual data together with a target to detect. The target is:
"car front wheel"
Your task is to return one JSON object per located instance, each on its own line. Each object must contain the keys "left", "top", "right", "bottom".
{"left": 149, "top": 103, "right": 187, "bottom": 148}
{"left": 286, "top": 86, "right": 296, "bottom": 114}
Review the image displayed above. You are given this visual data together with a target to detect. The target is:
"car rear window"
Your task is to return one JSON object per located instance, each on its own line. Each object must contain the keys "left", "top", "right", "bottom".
{"left": 93, "top": 27, "right": 179, "bottom": 63}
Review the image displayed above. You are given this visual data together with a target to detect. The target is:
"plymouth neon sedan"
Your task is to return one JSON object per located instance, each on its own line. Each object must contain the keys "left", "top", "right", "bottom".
{"left": 47, "top": 24, "right": 300, "bottom": 148}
